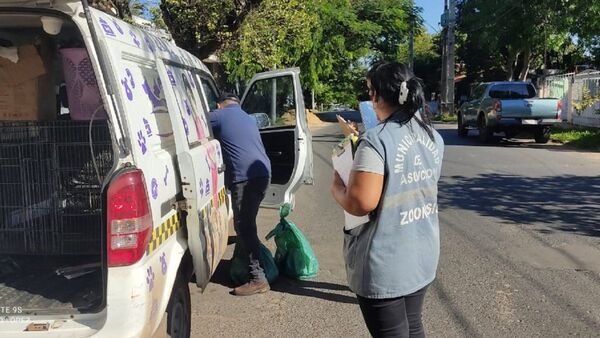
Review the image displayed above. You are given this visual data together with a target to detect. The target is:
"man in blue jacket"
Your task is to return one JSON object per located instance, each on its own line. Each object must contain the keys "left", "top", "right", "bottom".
{"left": 209, "top": 93, "right": 272, "bottom": 296}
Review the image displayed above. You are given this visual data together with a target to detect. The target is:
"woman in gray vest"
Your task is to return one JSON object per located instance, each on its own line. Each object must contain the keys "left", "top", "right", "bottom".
{"left": 331, "top": 62, "right": 444, "bottom": 338}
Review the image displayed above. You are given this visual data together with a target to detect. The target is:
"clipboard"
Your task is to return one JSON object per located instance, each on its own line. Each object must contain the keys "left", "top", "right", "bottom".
{"left": 332, "top": 136, "right": 369, "bottom": 230}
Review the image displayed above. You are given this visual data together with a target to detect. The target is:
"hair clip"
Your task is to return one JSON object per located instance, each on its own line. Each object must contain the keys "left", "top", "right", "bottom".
{"left": 398, "top": 81, "right": 409, "bottom": 105}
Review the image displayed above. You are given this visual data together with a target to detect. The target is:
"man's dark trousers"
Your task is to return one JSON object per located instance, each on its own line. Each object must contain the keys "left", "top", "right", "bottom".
{"left": 230, "top": 177, "right": 270, "bottom": 282}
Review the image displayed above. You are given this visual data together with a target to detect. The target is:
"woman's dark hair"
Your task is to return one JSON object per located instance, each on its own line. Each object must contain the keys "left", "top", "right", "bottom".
{"left": 367, "top": 61, "right": 434, "bottom": 140}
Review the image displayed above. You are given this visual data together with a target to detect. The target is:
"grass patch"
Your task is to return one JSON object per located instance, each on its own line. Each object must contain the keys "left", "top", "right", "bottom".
{"left": 550, "top": 127, "right": 600, "bottom": 150}
{"left": 433, "top": 113, "right": 458, "bottom": 123}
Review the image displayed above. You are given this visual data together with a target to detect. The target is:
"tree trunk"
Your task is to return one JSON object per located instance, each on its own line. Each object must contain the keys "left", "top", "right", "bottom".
{"left": 518, "top": 48, "right": 532, "bottom": 81}
{"left": 506, "top": 52, "right": 518, "bottom": 81}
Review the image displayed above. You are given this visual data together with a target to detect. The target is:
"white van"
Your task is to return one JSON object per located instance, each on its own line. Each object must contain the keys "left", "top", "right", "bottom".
{"left": 0, "top": 1, "right": 313, "bottom": 337}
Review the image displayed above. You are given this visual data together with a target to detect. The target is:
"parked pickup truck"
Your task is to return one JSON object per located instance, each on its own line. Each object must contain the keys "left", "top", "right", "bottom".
{"left": 458, "top": 82, "right": 562, "bottom": 143}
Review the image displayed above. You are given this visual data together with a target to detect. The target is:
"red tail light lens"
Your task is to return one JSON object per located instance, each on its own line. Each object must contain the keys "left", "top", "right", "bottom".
{"left": 557, "top": 100, "right": 563, "bottom": 120}
{"left": 107, "top": 169, "right": 152, "bottom": 267}
{"left": 494, "top": 100, "right": 502, "bottom": 112}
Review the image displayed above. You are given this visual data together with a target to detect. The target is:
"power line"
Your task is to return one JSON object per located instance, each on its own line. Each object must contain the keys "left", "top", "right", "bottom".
{"left": 425, "top": 20, "right": 440, "bottom": 34}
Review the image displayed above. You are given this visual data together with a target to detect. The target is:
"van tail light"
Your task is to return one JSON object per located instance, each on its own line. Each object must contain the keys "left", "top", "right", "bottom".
{"left": 556, "top": 100, "right": 563, "bottom": 120}
{"left": 107, "top": 169, "right": 152, "bottom": 267}
{"left": 494, "top": 100, "right": 502, "bottom": 112}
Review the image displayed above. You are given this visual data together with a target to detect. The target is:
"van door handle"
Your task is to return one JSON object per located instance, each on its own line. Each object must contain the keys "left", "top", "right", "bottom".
{"left": 218, "top": 164, "right": 226, "bottom": 174}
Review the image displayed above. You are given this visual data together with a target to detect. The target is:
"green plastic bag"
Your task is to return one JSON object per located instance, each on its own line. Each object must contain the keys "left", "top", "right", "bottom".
{"left": 265, "top": 204, "right": 319, "bottom": 280}
{"left": 230, "top": 242, "right": 279, "bottom": 285}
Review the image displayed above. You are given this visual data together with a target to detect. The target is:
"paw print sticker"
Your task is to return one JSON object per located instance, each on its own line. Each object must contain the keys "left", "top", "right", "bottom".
{"left": 143, "top": 118, "right": 153, "bottom": 137}
{"left": 160, "top": 253, "right": 168, "bottom": 275}
{"left": 163, "top": 166, "right": 169, "bottom": 186}
{"left": 167, "top": 69, "right": 176, "bottom": 86}
{"left": 112, "top": 19, "right": 124, "bottom": 35}
{"left": 184, "top": 100, "right": 193, "bottom": 116}
{"left": 145, "top": 35, "right": 156, "bottom": 53}
{"left": 151, "top": 178, "right": 159, "bottom": 200}
{"left": 98, "top": 18, "right": 115, "bottom": 37}
{"left": 121, "top": 68, "right": 135, "bottom": 101}
{"left": 205, "top": 178, "right": 211, "bottom": 196}
{"left": 130, "top": 30, "right": 141, "bottom": 48}
{"left": 182, "top": 117, "right": 189, "bottom": 136}
{"left": 146, "top": 267, "right": 155, "bottom": 292}
{"left": 137, "top": 130, "right": 147, "bottom": 155}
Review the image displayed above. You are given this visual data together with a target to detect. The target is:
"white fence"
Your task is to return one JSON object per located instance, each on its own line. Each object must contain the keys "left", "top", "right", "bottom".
{"left": 539, "top": 71, "right": 600, "bottom": 128}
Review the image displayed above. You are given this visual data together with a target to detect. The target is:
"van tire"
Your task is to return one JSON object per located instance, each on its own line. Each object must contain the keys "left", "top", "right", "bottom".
{"left": 166, "top": 279, "right": 191, "bottom": 338}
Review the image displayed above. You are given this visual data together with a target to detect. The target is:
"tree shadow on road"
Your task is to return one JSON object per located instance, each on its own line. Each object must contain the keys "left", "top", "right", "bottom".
{"left": 439, "top": 174, "right": 600, "bottom": 237}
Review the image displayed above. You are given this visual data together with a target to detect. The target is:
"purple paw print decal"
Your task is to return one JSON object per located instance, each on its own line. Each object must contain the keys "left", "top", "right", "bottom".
{"left": 151, "top": 178, "right": 159, "bottom": 200}
{"left": 99, "top": 18, "right": 115, "bottom": 37}
{"left": 146, "top": 267, "right": 155, "bottom": 291}
{"left": 205, "top": 178, "right": 211, "bottom": 196}
{"left": 112, "top": 19, "right": 124, "bottom": 35}
{"left": 184, "top": 100, "right": 193, "bottom": 116}
{"left": 143, "top": 77, "right": 165, "bottom": 109}
{"left": 145, "top": 36, "right": 156, "bottom": 53}
{"left": 121, "top": 68, "right": 135, "bottom": 101}
{"left": 143, "top": 118, "right": 153, "bottom": 137}
{"left": 137, "top": 130, "right": 147, "bottom": 155}
{"left": 163, "top": 166, "right": 169, "bottom": 186}
{"left": 160, "top": 253, "right": 168, "bottom": 275}
{"left": 167, "top": 70, "right": 176, "bottom": 86}
{"left": 130, "top": 30, "right": 141, "bottom": 48}
{"left": 182, "top": 118, "right": 189, "bottom": 136}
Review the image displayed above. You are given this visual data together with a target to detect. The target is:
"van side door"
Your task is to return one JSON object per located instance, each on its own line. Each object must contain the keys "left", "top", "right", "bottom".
{"left": 157, "top": 60, "right": 229, "bottom": 289}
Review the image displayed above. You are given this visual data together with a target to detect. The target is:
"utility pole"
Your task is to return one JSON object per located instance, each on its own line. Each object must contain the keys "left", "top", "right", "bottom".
{"left": 408, "top": 26, "right": 414, "bottom": 71}
{"left": 408, "top": 2, "right": 415, "bottom": 71}
{"left": 446, "top": 0, "right": 456, "bottom": 115}
{"left": 440, "top": 0, "right": 448, "bottom": 114}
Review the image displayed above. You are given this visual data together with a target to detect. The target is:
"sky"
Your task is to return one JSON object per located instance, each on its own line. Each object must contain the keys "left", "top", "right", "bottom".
{"left": 415, "top": 0, "right": 445, "bottom": 34}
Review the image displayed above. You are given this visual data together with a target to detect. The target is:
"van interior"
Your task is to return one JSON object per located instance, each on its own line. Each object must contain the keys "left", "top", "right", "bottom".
{"left": 0, "top": 13, "right": 112, "bottom": 315}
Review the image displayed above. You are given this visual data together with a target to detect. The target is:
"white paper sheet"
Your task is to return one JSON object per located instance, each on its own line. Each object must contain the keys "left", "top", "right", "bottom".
{"left": 332, "top": 137, "right": 369, "bottom": 230}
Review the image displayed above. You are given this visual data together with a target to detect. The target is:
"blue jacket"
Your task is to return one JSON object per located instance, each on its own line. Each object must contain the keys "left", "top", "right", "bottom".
{"left": 209, "top": 104, "right": 271, "bottom": 187}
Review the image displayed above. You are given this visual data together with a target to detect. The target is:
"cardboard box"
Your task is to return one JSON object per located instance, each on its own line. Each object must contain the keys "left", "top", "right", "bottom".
{"left": 0, "top": 45, "right": 56, "bottom": 121}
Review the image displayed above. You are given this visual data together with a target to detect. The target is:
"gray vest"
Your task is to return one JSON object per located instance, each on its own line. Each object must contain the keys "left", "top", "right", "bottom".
{"left": 344, "top": 117, "right": 444, "bottom": 299}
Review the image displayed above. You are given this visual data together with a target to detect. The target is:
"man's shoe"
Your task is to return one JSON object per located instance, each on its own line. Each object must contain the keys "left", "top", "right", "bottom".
{"left": 233, "top": 280, "right": 270, "bottom": 296}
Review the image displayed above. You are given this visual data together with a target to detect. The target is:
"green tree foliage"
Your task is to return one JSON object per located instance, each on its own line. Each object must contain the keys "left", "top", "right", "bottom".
{"left": 160, "top": 0, "right": 261, "bottom": 60}
{"left": 457, "top": 0, "right": 600, "bottom": 82}
{"left": 159, "top": 0, "right": 427, "bottom": 107}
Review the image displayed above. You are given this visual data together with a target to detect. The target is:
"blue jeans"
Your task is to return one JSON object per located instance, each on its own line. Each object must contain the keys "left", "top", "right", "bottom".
{"left": 230, "top": 177, "right": 269, "bottom": 282}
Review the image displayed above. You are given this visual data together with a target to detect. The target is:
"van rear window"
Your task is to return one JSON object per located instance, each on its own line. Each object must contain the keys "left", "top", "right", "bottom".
{"left": 489, "top": 84, "right": 536, "bottom": 99}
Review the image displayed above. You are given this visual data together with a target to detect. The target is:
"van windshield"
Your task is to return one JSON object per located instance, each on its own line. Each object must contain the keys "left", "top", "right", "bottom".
{"left": 489, "top": 83, "right": 536, "bottom": 99}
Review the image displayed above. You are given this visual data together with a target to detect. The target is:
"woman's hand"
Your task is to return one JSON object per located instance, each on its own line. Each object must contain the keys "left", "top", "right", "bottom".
{"left": 331, "top": 171, "right": 345, "bottom": 192}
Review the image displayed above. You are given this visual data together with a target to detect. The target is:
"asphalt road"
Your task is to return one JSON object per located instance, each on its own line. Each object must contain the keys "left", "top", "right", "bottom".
{"left": 190, "top": 123, "right": 600, "bottom": 338}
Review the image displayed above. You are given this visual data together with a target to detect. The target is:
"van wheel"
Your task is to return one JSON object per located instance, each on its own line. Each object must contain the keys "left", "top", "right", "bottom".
{"left": 534, "top": 126, "right": 551, "bottom": 144}
{"left": 478, "top": 115, "right": 493, "bottom": 143}
{"left": 167, "top": 279, "right": 191, "bottom": 338}
{"left": 457, "top": 112, "right": 469, "bottom": 137}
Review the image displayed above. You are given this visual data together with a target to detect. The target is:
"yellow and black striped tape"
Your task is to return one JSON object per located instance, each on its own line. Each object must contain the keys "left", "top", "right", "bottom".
{"left": 146, "top": 188, "right": 228, "bottom": 254}
{"left": 147, "top": 213, "right": 181, "bottom": 254}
